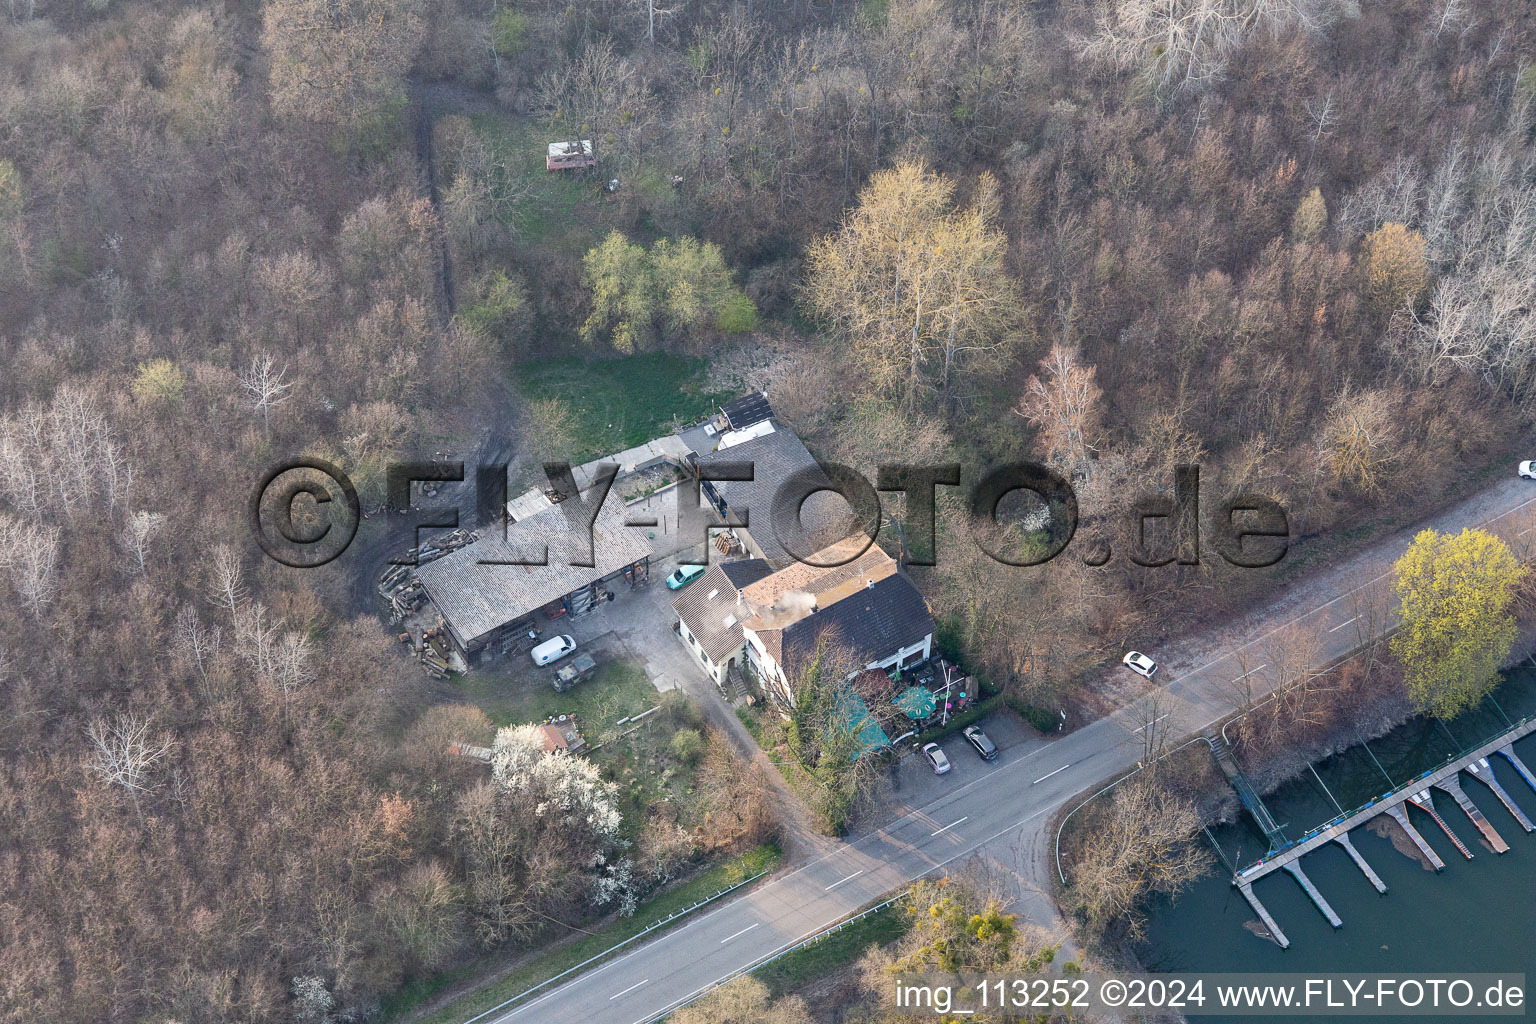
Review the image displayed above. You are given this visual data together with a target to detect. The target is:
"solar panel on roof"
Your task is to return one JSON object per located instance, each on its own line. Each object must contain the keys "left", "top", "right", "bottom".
{"left": 721, "top": 392, "right": 774, "bottom": 430}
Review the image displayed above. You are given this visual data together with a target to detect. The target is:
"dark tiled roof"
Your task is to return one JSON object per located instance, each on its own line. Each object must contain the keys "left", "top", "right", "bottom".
{"left": 777, "top": 574, "right": 935, "bottom": 681}
{"left": 720, "top": 559, "right": 775, "bottom": 589}
{"left": 671, "top": 559, "right": 773, "bottom": 664}
{"left": 697, "top": 429, "right": 863, "bottom": 568}
{"left": 721, "top": 392, "right": 774, "bottom": 430}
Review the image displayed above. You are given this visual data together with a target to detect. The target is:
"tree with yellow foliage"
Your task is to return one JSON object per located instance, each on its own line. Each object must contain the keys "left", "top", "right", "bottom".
{"left": 1361, "top": 222, "right": 1429, "bottom": 316}
{"left": 0, "top": 157, "right": 22, "bottom": 224}
{"left": 130, "top": 359, "right": 186, "bottom": 407}
{"left": 1290, "top": 186, "right": 1327, "bottom": 243}
{"left": 1390, "top": 528, "right": 1526, "bottom": 718}
{"left": 805, "top": 162, "right": 1018, "bottom": 408}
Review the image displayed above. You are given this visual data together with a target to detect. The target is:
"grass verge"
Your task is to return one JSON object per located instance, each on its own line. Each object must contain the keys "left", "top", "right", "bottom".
{"left": 389, "top": 844, "right": 782, "bottom": 1024}
{"left": 755, "top": 899, "right": 911, "bottom": 999}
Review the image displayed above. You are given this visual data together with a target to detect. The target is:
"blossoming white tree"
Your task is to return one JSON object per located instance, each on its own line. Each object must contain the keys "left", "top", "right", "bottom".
{"left": 454, "top": 725, "right": 635, "bottom": 942}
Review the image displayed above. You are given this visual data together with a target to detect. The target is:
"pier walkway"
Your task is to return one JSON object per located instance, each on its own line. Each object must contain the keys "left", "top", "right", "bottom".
{"left": 1229, "top": 715, "right": 1536, "bottom": 945}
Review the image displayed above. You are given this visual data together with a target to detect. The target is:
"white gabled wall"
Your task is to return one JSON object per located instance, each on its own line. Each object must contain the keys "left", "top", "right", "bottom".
{"left": 676, "top": 615, "right": 736, "bottom": 685}
{"left": 744, "top": 627, "right": 933, "bottom": 706}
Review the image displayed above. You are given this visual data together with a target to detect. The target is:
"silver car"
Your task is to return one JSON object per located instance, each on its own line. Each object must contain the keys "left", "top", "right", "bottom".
{"left": 921, "top": 742, "right": 952, "bottom": 774}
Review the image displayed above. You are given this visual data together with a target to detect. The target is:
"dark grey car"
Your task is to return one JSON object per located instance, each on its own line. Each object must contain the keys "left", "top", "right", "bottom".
{"left": 963, "top": 725, "right": 998, "bottom": 761}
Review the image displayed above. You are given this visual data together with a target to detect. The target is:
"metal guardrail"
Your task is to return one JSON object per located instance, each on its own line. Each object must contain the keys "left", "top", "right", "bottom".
{"left": 460, "top": 869, "right": 770, "bottom": 1024}
{"left": 643, "top": 891, "right": 911, "bottom": 1022}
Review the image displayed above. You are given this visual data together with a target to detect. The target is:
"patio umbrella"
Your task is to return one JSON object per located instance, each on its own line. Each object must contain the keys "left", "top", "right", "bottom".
{"left": 896, "top": 685, "right": 937, "bottom": 720}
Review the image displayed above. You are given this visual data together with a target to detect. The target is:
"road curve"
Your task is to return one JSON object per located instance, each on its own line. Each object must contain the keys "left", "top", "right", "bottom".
{"left": 482, "top": 477, "right": 1536, "bottom": 1024}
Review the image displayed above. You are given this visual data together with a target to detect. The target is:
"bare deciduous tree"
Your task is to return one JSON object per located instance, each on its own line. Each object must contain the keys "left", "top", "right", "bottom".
{"left": 629, "top": 0, "right": 684, "bottom": 43}
{"left": 207, "top": 543, "right": 246, "bottom": 622}
{"left": 0, "top": 386, "right": 128, "bottom": 521}
{"left": 1065, "top": 777, "right": 1207, "bottom": 940}
{"left": 0, "top": 514, "right": 61, "bottom": 614}
{"left": 85, "top": 712, "right": 172, "bottom": 820}
{"left": 270, "top": 631, "right": 316, "bottom": 698}
{"left": 239, "top": 353, "right": 294, "bottom": 430}
{"left": 1015, "top": 344, "right": 1103, "bottom": 479}
{"left": 1320, "top": 386, "right": 1402, "bottom": 496}
{"left": 172, "top": 605, "right": 222, "bottom": 698}
{"left": 1305, "top": 92, "right": 1336, "bottom": 143}
{"left": 117, "top": 509, "right": 165, "bottom": 574}
{"left": 1122, "top": 690, "right": 1176, "bottom": 766}
{"left": 1081, "top": 0, "right": 1346, "bottom": 93}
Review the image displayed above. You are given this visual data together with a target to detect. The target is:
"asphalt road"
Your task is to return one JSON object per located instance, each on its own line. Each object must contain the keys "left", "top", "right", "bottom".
{"left": 484, "top": 477, "right": 1536, "bottom": 1024}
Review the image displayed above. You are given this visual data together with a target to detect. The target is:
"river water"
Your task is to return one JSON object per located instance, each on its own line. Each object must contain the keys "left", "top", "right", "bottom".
{"left": 1139, "top": 664, "right": 1536, "bottom": 1022}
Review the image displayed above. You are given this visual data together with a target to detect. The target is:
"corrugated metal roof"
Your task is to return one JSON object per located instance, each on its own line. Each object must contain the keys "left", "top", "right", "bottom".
{"left": 417, "top": 499, "right": 652, "bottom": 646}
{"left": 697, "top": 429, "right": 862, "bottom": 568}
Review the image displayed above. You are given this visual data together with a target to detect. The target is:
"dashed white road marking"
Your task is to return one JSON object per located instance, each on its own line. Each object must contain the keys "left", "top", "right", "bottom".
{"left": 719, "top": 923, "right": 759, "bottom": 944}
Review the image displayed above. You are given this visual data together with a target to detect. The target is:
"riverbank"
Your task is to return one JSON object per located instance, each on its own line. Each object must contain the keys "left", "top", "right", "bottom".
{"left": 1136, "top": 659, "right": 1536, "bottom": 1021}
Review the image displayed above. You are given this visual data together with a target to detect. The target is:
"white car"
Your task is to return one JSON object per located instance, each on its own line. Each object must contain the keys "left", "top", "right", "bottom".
{"left": 531, "top": 634, "right": 577, "bottom": 666}
{"left": 921, "top": 742, "right": 952, "bottom": 775}
{"left": 1122, "top": 651, "right": 1158, "bottom": 678}
{"left": 1520, "top": 461, "right": 1536, "bottom": 480}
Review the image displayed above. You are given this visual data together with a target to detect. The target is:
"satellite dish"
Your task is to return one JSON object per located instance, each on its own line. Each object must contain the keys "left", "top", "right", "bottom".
{"left": 559, "top": 714, "right": 568, "bottom": 722}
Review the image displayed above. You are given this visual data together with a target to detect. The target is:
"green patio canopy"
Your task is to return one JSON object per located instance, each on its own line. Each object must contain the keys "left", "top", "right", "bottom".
{"left": 897, "top": 685, "right": 937, "bottom": 720}
{"left": 834, "top": 688, "right": 891, "bottom": 760}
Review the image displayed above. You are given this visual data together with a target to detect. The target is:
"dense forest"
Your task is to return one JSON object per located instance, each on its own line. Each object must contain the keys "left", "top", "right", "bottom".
{"left": 1, "top": 0, "right": 1533, "bottom": 1019}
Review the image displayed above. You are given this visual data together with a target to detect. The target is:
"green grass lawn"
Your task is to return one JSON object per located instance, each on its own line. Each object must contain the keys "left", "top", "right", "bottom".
{"left": 458, "top": 659, "right": 662, "bottom": 732}
{"left": 511, "top": 351, "right": 733, "bottom": 463}
{"left": 391, "top": 844, "right": 782, "bottom": 1024}
{"left": 469, "top": 114, "right": 603, "bottom": 255}
{"left": 468, "top": 112, "right": 691, "bottom": 253}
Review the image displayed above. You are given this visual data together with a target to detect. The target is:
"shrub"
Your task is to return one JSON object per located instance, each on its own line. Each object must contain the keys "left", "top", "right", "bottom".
{"left": 131, "top": 359, "right": 186, "bottom": 405}
{"left": 459, "top": 270, "right": 532, "bottom": 352}
{"left": 668, "top": 728, "right": 704, "bottom": 765}
{"left": 715, "top": 292, "right": 759, "bottom": 334}
{"left": 491, "top": 10, "right": 531, "bottom": 57}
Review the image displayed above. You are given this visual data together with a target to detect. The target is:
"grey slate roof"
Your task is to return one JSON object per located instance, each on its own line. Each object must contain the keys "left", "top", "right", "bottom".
{"left": 416, "top": 499, "right": 652, "bottom": 647}
{"left": 721, "top": 392, "right": 774, "bottom": 430}
{"left": 773, "top": 573, "right": 935, "bottom": 681}
{"left": 671, "top": 559, "right": 773, "bottom": 665}
{"left": 697, "top": 428, "right": 863, "bottom": 568}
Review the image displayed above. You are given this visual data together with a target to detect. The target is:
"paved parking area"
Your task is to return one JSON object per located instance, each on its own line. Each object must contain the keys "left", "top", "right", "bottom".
{"left": 874, "top": 711, "right": 1042, "bottom": 827}
{"left": 617, "top": 485, "right": 713, "bottom": 564}
{"left": 548, "top": 549, "right": 711, "bottom": 692}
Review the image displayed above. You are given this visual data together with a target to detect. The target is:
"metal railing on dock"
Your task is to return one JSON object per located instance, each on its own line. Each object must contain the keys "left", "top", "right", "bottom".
{"left": 1227, "top": 713, "right": 1536, "bottom": 947}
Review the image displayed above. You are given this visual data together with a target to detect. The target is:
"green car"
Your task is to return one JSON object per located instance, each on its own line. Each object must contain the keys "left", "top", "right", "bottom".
{"left": 666, "top": 564, "right": 707, "bottom": 589}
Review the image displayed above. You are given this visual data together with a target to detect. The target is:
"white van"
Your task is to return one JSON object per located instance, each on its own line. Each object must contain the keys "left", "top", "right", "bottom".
{"left": 531, "top": 634, "right": 577, "bottom": 666}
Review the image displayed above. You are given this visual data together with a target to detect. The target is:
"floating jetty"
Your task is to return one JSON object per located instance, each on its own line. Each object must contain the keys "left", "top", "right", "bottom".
{"left": 1466, "top": 757, "right": 1534, "bottom": 832}
{"left": 1227, "top": 715, "right": 1536, "bottom": 946}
